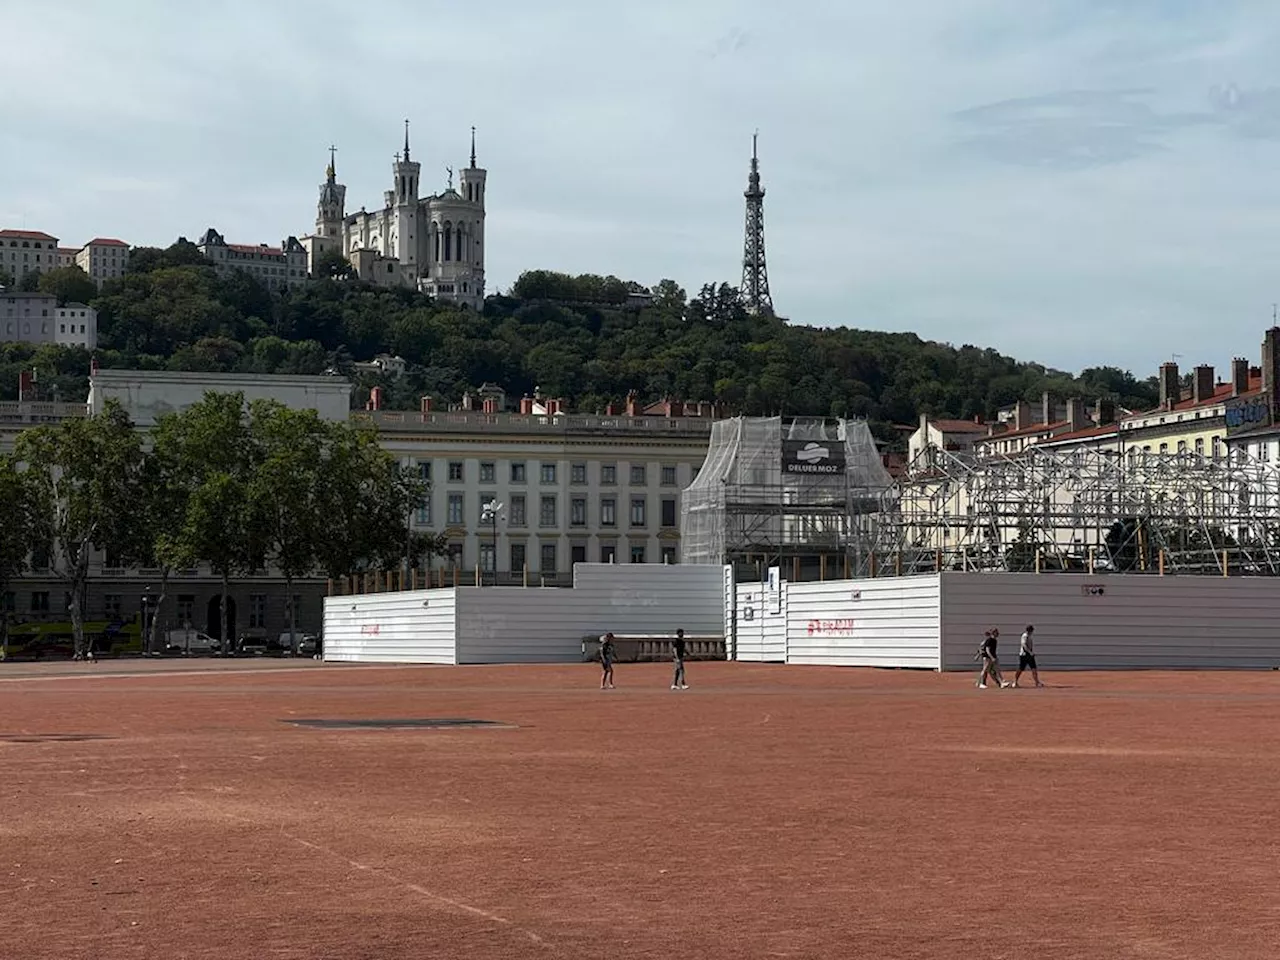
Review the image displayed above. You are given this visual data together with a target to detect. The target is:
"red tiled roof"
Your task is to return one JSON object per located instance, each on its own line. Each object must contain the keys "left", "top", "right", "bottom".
{"left": 227, "top": 243, "right": 283, "bottom": 257}
{"left": 84, "top": 237, "right": 128, "bottom": 247}
{"left": 1128, "top": 377, "right": 1262, "bottom": 418}
{"left": 931, "top": 418, "right": 988, "bottom": 434}
{"left": 0, "top": 229, "right": 58, "bottom": 241}
{"left": 57, "top": 246, "right": 80, "bottom": 255}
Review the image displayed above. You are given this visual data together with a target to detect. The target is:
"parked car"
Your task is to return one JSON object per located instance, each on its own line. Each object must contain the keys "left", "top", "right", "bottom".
{"left": 277, "top": 631, "right": 318, "bottom": 657}
{"left": 236, "top": 635, "right": 269, "bottom": 657}
{"left": 164, "top": 629, "right": 219, "bottom": 656}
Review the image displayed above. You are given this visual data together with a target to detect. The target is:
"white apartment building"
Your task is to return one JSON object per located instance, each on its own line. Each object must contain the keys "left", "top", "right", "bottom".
{"left": 75, "top": 238, "right": 130, "bottom": 286}
{"left": 196, "top": 228, "right": 309, "bottom": 291}
{"left": 1, "top": 293, "right": 98, "bottom": 349}
{"left": 0, "top": 229, "right": 60, "bottom": 285}
{"left": 359, "top": 406, "right": 713, "bottom": 583}
{"left": 57, "top": 247, "right": 78, "bottom": 268}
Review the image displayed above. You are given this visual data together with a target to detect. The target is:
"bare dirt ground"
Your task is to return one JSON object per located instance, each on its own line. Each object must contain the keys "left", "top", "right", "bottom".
{"left": 3, "top": 659, "right": 1280, "bottom": 959}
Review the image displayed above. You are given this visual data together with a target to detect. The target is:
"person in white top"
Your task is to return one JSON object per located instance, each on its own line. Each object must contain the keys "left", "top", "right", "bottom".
{"left": 1013, "top": 625, "right": 1044, "bottom": 688}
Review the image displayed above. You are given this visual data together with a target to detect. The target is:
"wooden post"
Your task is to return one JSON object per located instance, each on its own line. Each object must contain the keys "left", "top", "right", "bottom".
{"left": 895, "top": 552, "right": 902, "bottom": 577}
{"left": 453, "top": 566, "right": 459, "bottom": 588}
{"left": 935, "top": 549, "right": 941, "bottom": 572}
{"left": 397, "top": 569, "right": 404, "bottom": 592}
{"left": 1223, "top": 548, "right": 1229, "bottom": 577}
{"left": 386, "top": 571, "right": 393, "bottom": 592}
{"left": 869, "top": 552, "right": 876, "bottom": 578}
{"left": 1088, "top": 547, "right": 1095, "bottom": 575}
{"left": 523, "top": 563, "right": 529, "bottom": 588}
{"left": 792, "top": 556, "right": 800, "bottom": 582}
{"left": 1035, "top": 550, "right": 1042, "bottom": 574}
{"left": 1158, "top": 550, "right": 1165, "bottom": 576}
{"left": 820, "top": 555, "right": 826, "bottom": 581}
{"left": 845, "top": 554, "right": 852, "bottom": 579}
{"left": 326, "top": 578, "right": 334, "bottom": 597}
{"left": 475, "top": 564, "right": 481, "bottom": 587}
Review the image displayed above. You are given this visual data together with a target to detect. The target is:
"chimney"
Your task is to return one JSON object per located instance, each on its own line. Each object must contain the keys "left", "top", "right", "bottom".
{"left": 1192, "top": 364, "right": 1215, "bottom": 405}
{"left": 1231, "top": 357, "right": 1250, "bottom": 396}
{"left": 519, "top": 396, "right": 534, "bottom": 415}
{"left": 420, "top": 395, "right": 433, "bottom": 414}
{"left": 605, "top": 402, "right": 617, "bottom": 416}
{"left": 482, "top": 396, "right": 497, "bottom": 415}
{"left": 665, "top": 398, "right": 677, "bottom": 418}
{"left": 972, "top": 414, "right": 983, "bottom": 424}
{"left": 1066, "top": 397, "right": 1086, "bottom": 432}
{"left": 1263, "top": 327, "right": 1280, "bottom": 402}
{"left": 1094, "top": 398, "right": 1116, "bottom": 426}
{"left": 625, "top": 391, "right": 640, "bottom": 417}
{"left": 366, "top": 386, "right": 383, "bottom": 411}
{"left": 546, "top": 398, "right": 561, "bottom": 416}
{"left": 461, "top": 392, "right": 474, "bottom": 411}
{"left": 1013, "top": 400, "right": 1031, "bottom": 431}
{"left": 18, "top": 370, "right": 32, "bottom": 402}
{"left": 919, "top": 412, "right": 929, "bottom": 435}
{"left": 90, "top": 355, "right": 100, "bottom": 377}
{"left": 1041, "top": 391, "right": 1053, "bottom": 425}
{"left": 1159, "top": 361, "right": 1180, "bottom": 409}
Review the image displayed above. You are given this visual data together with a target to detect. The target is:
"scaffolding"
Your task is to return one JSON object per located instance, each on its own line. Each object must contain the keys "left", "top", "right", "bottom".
{"left": 872, "top": 445, "right": 1280, "bottom": 576}
{"left": 681, "top": 417, "right": 895, "bottom": 579}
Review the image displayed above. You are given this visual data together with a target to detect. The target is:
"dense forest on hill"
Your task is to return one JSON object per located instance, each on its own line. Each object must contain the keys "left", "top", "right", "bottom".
{"left": 0, "top": 242, "right": 1160, "bottom": 446}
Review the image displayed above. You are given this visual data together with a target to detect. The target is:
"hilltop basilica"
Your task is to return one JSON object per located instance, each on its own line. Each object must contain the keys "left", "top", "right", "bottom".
{"left": 302, "top": 122, "right": 487, "bottom": 310}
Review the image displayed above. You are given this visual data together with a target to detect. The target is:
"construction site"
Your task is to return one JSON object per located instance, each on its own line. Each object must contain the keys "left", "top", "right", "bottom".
{"left": 681, "top": 416, "right": 1280, "bottom": 580}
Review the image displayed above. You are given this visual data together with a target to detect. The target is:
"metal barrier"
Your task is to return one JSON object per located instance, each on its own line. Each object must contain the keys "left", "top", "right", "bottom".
{"left": 581, "top": 634, "right": 726, "bottom": 663}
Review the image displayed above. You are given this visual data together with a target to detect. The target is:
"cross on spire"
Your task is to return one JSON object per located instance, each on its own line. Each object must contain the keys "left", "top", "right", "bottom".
{"left": 470, "top": 126, "right": 477, "bottom": 168}
{"left": 403, "top": 118, "right": 411, "bottom": 162}
{"left": 326, "top": 144, "right": 336, "bottom": 180}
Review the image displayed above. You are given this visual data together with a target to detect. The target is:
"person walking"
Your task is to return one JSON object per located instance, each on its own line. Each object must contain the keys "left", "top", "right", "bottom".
{"left": 1013, "top": 625, "right": 1044, "bottom": 688}
{"left": 671, "top": 628, "right": 688, "bottom": 690}
{"left": 975, "top": 627, "right": 1009, "bottom": 689}
{"left": 599, "top": 632, "right": 616, "bottom": 690}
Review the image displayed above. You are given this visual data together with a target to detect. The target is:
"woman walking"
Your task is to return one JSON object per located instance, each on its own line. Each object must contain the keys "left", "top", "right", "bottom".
{"left": 976, "top": 628, "right": 1010, "bottom": 689}
{"left": 600, "top": 632, "right": 617, "bottom": 690}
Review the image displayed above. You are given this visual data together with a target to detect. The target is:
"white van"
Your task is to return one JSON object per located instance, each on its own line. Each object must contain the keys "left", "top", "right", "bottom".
{"left": 165, "top": 629, "right": 219, "bottom": 655}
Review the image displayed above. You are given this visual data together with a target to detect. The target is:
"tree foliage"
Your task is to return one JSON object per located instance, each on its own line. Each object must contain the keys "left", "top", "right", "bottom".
{"left": 37, "top": 266, "right": 97, "bottom": 306}
{"left": 0, "top": 245, "right": 1162, "bottom": 448}
{"left": 0, "top": 455, "right": 45, "bottom": 657}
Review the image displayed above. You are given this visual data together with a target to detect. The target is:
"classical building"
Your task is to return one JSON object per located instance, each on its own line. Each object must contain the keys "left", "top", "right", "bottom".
{"left": 195, "top": 229, "right": 309, "bottom": 291}
{"left": 0, "top": 229, "right": 60, "bottom": 285}
{"left": 1, "top": 292, "right": 98, "bottom": 349}
{"left": 302, "top": 124, "right": 487, "bottom": 309}
{"left": 75, "top": 238, "right": 131, "bottom": 287}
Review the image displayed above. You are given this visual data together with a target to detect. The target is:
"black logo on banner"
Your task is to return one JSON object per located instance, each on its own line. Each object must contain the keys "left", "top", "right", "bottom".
{"left": 782, "top": 440, "right": 846, "bottom": 475}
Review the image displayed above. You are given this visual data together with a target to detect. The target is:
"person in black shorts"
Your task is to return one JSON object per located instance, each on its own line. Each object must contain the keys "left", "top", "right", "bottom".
{"left": 599, "top": 632, "right": 616, "bottom": 690}
{"left": 1013, "top": 625, "right": 1043, "bottom": 688}
{"left": 671, "top": 628, "right": 688, "bottom": 690}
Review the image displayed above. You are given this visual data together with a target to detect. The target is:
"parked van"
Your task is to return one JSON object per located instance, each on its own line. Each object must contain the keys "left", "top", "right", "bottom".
{"left": 165, "top": 629, "right": 219, "bottom": 656}
{"left": 278, "top": 631, "right": 318, "bottom": 657}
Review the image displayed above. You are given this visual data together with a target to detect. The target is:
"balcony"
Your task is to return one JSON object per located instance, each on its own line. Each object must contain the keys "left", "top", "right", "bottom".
{"left": 0, "top": 401, "right": 89, "bottom": 424}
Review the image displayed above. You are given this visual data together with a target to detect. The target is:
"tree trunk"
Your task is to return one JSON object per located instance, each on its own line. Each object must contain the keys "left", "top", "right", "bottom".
{"left": 148, "top": 567, "right": 170, "bottom": 656}
{"left": 68, "top": 543, "right": 90, "bottom": 660}
{"left": 220, "top": 571, "right": 230, "bottom": 656}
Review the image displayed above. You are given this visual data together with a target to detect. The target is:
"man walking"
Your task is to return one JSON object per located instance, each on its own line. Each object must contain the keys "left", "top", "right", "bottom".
{"left": 600, "top": 632, "right": 616, "bottom": 690}
{"left": 1013, "top": 624, "right": 1044, "bottom": 688}
{"left": 671, "top": 628, "right": 688, "bottom": 690}
{"left": 976, "top": 628, "right": 1010, "bottom": 689}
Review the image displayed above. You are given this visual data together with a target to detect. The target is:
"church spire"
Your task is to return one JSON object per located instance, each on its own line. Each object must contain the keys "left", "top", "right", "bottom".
{"left": 403, "top": 119, "right": 411, "bottom": 162}
{"left": 326, "top": 144, "right": 336, "bottom": 182}
{"left": 470, "top": 126, "right": 477, "bottom": 168}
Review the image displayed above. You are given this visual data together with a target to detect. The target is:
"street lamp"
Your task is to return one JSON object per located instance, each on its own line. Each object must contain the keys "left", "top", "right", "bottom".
{"left": 141, "top": 585, "right": 153, "bottom": 656}
{"left": 480, "top": 499, "right": 505, "bottom": 586}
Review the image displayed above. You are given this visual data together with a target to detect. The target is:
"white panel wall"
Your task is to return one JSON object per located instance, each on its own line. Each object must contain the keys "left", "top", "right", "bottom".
{"left": 785, "top": 575, "right": 942, "bottom": 669}
{"left": 322, "top": 589, "right": 457, "bottom": 663}
{"left": 734, "top": 581, "right": 788, "bottom": 662}
{"left": 452, "top": 564, "right": 729, "bottom": 664}
{"left": 940, "top": 573, "right": 1280, "bottom": 671}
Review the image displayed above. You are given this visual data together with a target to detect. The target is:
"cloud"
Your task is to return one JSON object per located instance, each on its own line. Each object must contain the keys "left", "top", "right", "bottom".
{"left": 9, "top": 0, "right": 1280, "bottom": 377}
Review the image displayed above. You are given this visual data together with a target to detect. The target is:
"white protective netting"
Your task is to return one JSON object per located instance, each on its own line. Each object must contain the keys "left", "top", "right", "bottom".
{"left": 680, "top": 417, "right": 895, "bottom": 567}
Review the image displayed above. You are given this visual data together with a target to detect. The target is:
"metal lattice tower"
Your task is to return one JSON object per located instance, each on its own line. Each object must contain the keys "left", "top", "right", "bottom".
{"left": 741, "top": 132, "right": 774, "bottom": 316}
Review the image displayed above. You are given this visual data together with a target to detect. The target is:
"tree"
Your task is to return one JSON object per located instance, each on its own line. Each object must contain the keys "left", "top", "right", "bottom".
{"left": 246, "top": 401, "right": 330, "bottom": 646}
{"left": 312, "top": 249, "right": 353, "bottom": 280}
{"left": 37, "top": 266, "right": 97, "bottom": 306}
{"left": 160, "top": 392, "right": 261, "bottom": 652}
{"left": 0, "top": 455, "right": 45, "bottom": 659}
{"left": 15, "top": 401, "right": 145, "bottom": 659}
{"left": 16, "top": 268, "right": 41, "bottom": 293}
{"left": 0, "top": 266, "right": 13, "bottom": 288}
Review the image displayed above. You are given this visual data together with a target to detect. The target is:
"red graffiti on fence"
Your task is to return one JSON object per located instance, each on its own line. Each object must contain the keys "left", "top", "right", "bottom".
{"left": 807, "top": 619, "right": 854, "bottom": 636}
{"left": 360, "top": 624, "right": 381, "bottom": 636}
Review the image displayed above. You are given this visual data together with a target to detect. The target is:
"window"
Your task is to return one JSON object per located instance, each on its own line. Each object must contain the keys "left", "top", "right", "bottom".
{"left": 31, "top": 591, "right": 50, "bottom": 613}
{"left": 1158, "top": 443, "right": 1168, "bottom": 454}
{"left": 510, "top": 542, "right": 527, "bottom": 572}
{"left": 1213, "top": 437, "right": 1223, "bottom": 460}
{"left": 661, "top": 498, "right": 677, "bottom": 528}
{"left": 630, "top": 497, "right": 647, "bottom": 527}
{"left": 661, "top": 546, "right": 677, "bottom": 565}
{"left": 540, "top": 462, "right": 557, "bottom": 484}
{"left": 630, "top": 464, "right": 647, "bottom": 485}
{"left": 249, "top": 594, "right": 267, "bottom": 629}
{"left": 177, "top": 595, "right": 194, "bottom": 626}
{"left": 570, "top": 463, "right": 587, "bottom": 484}
{"left": 661, "top": 465, "right": 677, "bottom": 486}
{"left": 1177, "top": 440, "right": 1186, "bottom": 454}
{"left": 479, "top": 461, "right": 495, "bottom": 483}
{"left": 540, "top": 543, "right": 557, "bottom": 573}
{"left": 448, "top": 461, "right": 464, "bottom": 482}
{"left": 479, "top": 542, "right": 495, "bottom": 573}
{"left": 510, "top": 494, "right": 526, "bottom": 526}
{"left": 601, "top": 543, "right": 617, "bottom": 563}
{"left": 571, "top": 497, "right": 587, "bottom": 526}
{"left": 448, "top": 493, "right": 465, "bottom": 524}
{"left": 571, "top": 544, "right": 587, "bottom": 566}
{"left": 416, "top": 502, "right": 431, "bottom": 526}
{"left": 1195, "top": 438, "right": 1204, "bottom": 456}
{"left": 630, "top": 545, "right": 646, "bottom": 564}
{"left": 511, "top": 462, "right": 526, "bottom": 483}
{"left": 540, "top": 495, "right": 557, "bottom": 527}
{"left": 601, "top": 497, "right": 616, "bottom": 527}
{"left": 601, "top": 464, "right": 617, "bottom": 485}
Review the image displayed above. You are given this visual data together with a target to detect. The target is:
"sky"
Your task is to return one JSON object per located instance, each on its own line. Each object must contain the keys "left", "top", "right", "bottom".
{"left": 5, "top": 0, "right": 1280, "bottom": 377}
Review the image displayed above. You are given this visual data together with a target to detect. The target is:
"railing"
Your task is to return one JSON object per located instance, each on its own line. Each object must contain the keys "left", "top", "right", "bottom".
{"left": 353, "top": 410, "right": 715, "bottom": 436}
{"left": 0, "top": 401, "right": 89, "bottom": 424}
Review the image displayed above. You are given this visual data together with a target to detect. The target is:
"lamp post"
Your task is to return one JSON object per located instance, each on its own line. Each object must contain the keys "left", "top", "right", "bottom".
{"left": 141, "top": 585, "right": 153, "bottom": 656}
{"left": 480, "top": 499, "right": 504, "bottom": 586}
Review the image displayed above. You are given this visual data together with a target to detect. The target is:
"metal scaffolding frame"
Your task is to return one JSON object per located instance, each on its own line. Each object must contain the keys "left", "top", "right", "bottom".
{"left": 872, "top": 445, "right": 1280, "bottom": 576}
{"left": 681, "top": 417, "right": 895, "bottom": 578}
